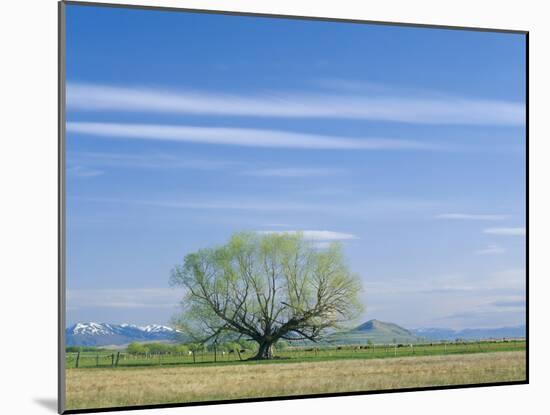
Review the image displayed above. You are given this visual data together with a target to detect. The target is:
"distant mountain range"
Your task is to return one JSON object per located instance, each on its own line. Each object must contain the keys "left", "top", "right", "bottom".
{"left": 411, "top": 325, "right": 526, "bottom": 341}
{"left": 324, "top": 319, "right": 421, "bottom": 345}
{"left": 65, "top": 322, "right": 185, "bottom": 347}
{"left": 65, "top": 320, "right": 526, "bottom": 347}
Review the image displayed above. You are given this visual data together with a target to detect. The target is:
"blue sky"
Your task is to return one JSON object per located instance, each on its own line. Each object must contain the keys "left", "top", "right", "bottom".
{"left": 65, "top": 4, "right": 526, "bottom": 330}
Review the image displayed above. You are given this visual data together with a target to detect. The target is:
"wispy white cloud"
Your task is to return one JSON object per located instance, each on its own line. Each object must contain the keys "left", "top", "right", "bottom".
{"left": 243, "top": 167, "right": 343, "bottom": 177}
{"left": 67, "top": 83, "right": 525, "bottom": 126}
{"left": 436, "top": 213, "right": 509, "bottom": 221}
{"left": 66, "top": 121, "right": 438, "bottom": 151}
{"left": 440, "top": 309, "right": 525, "bottom": 327}
{"left": 362, "top": 269, "right": 525, "bottom": 329}
{"left": 484, "top": 227, "right": 526, "bottom": 236}
{"left": 67, "top": 165, "right": 104, "bottom": 178}
{"left": 257, "top": 230, "right": 358, "bottom": 241}
{"left": 491, "top": 298, "right": 525, "bottom": 308}
{"left": 68, "top": 151, "right": 236, "bottom": 171}
{"left": 366, "top": 268, "right": 525, "bottom": 296}
{"left": 69, "top": 152, "right": 345, "bottom": 179}
{"left": 475, "top": 244, "right": 506, "bottom": 255}
{"left": 75, "top": 196, "right": 318, "bottom": 212}
{"left": 263, "top": 223, "right": 292, "bottom": 228}
{"left": 488, "top": 268, "right": 526, "bottom": 291}
{"left": 73, "top": 195, "right": 441, "bottom": 219}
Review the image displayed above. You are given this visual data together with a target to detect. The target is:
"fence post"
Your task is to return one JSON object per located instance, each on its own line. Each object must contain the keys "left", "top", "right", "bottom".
{"left": 96, "top": 354, "right": 99, "bottom": 367}
{"left": 111, "top": 354, "right": 114, "bottom": 367}
{"left": 115, "top": 351, "right": 120, "bottom": 367}
{"left": 394, "top": 344, "right": 397, "bottom": 357}
{"left": 75, "top": 351, "right": 80, "bottom": 368}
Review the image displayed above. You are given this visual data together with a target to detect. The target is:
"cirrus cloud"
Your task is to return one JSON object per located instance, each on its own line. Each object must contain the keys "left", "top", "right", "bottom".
{"left": 66, "top": 121, "right": 438, "bottom": 151}
{"left": 436, "top": 213, "right": 509, "bottom": 221}
{"left": 483, "top": 227, "right": 526, "bottom": 236}
{"left": 67, "top": 83, "right": 525, "bottom": 126}
{"left": 257, "top": 230, "right": 358, "bottom": 241}
{"left": 475, "top": 244, "right": 506, "bottom": 255}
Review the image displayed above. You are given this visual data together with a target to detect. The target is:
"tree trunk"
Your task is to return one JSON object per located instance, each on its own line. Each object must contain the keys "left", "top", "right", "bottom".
{"left": 252, "top": 340, "right": 274, "bottom": 360}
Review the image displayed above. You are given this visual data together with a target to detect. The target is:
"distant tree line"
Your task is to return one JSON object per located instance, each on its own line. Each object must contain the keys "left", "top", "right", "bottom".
{"left": 126, "top": 339, "right": 290, "bottom": 355}
{"left": 66, "top": 346, "right": 107, "bottom": 353}
{"left": 65, "top": 340, "right": 291, "bottom": 355}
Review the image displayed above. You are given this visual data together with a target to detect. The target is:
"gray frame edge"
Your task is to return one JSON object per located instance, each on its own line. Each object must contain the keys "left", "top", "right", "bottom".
{"left": 62, "top": 0, "right": 528, "bottom": 34}
{"left": 58, "top": 1, "right": 67, "bottom": 413}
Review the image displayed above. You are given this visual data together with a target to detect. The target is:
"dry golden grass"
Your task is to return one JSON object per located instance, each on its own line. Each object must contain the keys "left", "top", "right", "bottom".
{"left": 65, "top": 351, "right": 526, "bottom": 410}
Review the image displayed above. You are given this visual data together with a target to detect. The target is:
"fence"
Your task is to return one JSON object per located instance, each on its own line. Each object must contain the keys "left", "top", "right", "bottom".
{"left": 65, "top": 339, "right": 526, "bottom": 369}
{"left": 66, "top": 348, "right": 252, "bottom": 368}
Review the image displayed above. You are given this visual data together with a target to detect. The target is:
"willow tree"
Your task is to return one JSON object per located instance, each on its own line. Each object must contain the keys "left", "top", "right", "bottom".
{"left": 170, "top": 232, "right": 363, "bottom": 360}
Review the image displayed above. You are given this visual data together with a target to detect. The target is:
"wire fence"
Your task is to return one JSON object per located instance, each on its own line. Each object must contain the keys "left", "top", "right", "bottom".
{"left": 66, "top": 348, "right": 251, "bottom": 368}
{"left": 66, "top": 339, "right": 526, "bottom": 369}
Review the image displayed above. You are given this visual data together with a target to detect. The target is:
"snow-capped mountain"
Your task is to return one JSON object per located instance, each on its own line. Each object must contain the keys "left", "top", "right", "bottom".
{"left": 140, "top": 324, "right": 176, "bottom": 333}
{"left": 66, "top": 322, "right": 183, "bottom": 346}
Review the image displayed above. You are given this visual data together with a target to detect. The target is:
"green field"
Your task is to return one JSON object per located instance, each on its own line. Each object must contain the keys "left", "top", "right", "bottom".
{"left": 66, "top": 340, "right": 526, "bottom": 369}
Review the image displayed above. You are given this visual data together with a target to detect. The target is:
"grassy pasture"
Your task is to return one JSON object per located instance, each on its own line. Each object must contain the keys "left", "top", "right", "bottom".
{"left": 66, "top": 340, "right": 526, "bottom": 369}
{"left": 65, "top": 350, "right": 526, "bottom": 410}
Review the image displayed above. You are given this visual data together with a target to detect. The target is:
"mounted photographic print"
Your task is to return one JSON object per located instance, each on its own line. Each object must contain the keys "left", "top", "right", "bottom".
{"left": 58, "top": 1, "right": 528, "bottom": 413}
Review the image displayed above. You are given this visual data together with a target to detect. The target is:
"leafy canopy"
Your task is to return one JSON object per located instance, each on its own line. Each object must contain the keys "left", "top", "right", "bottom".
{"left": 170, "top": 232, "right": 363, "bottom": 348}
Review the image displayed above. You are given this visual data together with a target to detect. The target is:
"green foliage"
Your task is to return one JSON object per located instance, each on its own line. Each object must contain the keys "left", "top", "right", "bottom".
{"left": 274, "top": 340, "right": 290, "bottom": 350}
{"left": 170, "top": 231, "right": 363, "bottom": 359}
{"left": 127, "top": 342, "right": 149, "bottom": 354}
{"left": 146, "top": 343, "right": 173, "bottom": 354}
{"left": 223, "top": 341, "right": 242, "bottom": 352}
{"left": 173, "top": 344, "right": 189, "bottom": 354}
{"left": 127, "top": 342, "right": 192, "bottom": 355}
{"left": 66, "top": 346, "right": 105, "bottom": 353}
{"left": 187, "top": 342, "right": 206, "bottom": 353}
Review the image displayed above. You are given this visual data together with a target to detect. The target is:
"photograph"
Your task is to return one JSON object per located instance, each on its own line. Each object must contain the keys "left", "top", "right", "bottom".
{"left": 61, "top": 2, "right": 527, "bottom": 412}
